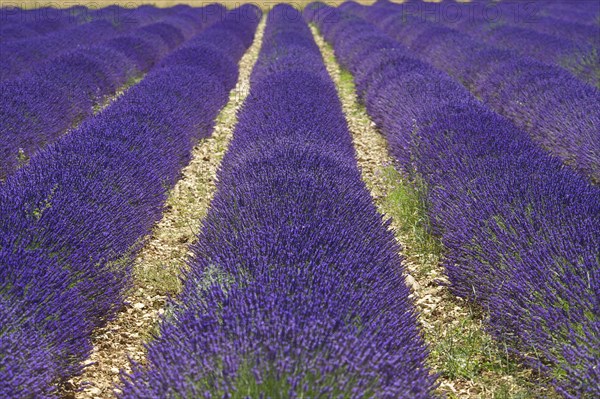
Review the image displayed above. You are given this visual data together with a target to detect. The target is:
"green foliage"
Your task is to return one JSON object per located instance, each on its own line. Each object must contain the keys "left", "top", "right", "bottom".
{"left": 196, "top": 358, "right": 380, "bottom": 398}
{"left": 381, "top": 167, "right": 443, "bottom": 273}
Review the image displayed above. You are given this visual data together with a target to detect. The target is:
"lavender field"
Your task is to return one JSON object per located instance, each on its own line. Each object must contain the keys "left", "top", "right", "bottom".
{"left": 0, "top": 1, "right": 598, "bottom": 398}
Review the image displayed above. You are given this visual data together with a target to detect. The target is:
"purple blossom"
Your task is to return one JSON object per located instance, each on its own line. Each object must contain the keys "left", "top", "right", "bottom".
{"left": 306, "top": 2, "right": 600, "bottom": 397}
{"left": 0, "top": 5, "right": 256, "bottom": 397}
{"left": 0, "top": 5, "right": 226, "bottom": 180}
{"left": 345, "top": 1, "right": 600, "bottom": 184}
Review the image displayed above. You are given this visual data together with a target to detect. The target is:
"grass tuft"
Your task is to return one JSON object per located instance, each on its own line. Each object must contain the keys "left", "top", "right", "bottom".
{"left": 380, "top": 166, "right": 443, "bottom": 273}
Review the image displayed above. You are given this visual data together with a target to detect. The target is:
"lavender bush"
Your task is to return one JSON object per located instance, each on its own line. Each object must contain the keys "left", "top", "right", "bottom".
{"left": 439, "top": 0, "right": 599, "bottom": 46}
{"left": 343, "top": 1, "right": 600, "bottom": 184}
{"left": 429, "top": 0, "right": 599, "bottom": 87}
{"left": 536, "top": 0, "right": 600, "bottom": 25}
{"left": 0, "top": 5, "right": 169, "bottom": 81}
{"left": 0, "top": 5, "right": 226, "bottom": 181}
{"left": 0, "top": 5, "right": 257, "bottom": 397}
{"left": 0, "top": 7, "right": 82, "bottom": 43}
{"left": 306, "top": 3, "right": 600, "bottom": 397}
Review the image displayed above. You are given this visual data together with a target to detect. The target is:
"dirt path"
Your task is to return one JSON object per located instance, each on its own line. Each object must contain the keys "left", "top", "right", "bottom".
{"left": 311, "top": 25, "right": 558, "bottom": 399}
{"left": 62, "top": 18, "right": 266, "bottom": 399}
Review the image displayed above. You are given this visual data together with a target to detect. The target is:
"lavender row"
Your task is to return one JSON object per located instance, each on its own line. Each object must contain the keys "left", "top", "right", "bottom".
{"left": 1, "top": 5, "right": 90, "bottom": 24}
{"left": 0, "top": 5, "right": 165, "bottom": 43}
{"left": 0, "top": 7, "right": 82, "bottom": 42}
{"left": 468, "top": 0, "right": 599, "bottom": 26}
{"left": 536, "top": 0, "right": 600, "bottom": 25}
{"left": 0, "top": 6, "right": 221, "bottom": 181}
{"left": 345, "top": 1, "right": 600, "bottom": 184}
{"left": 0, "top": 5, "right": 259, "bottom": 398}
{"left": 516, "top": 16, "right": 599, "bottom": 49}
{"left": 432, "top": 0, "right": 599, "bottom": 87}
{"left": 393, "top": 0, "right": 599, "bottom": 49}
{"left": 0, "top": 18, "right": 121, "bottom": 71}
{"left": 120, "top": 5, "right": 435, "bottom": 398}
{"left": 0, "top": 4, "right": 155, "bottom": 22}
{"left": 443, "top": 0, "right": 599, "bottom": 48}
{"left": 1, "top": 5, "right": 83, "bottom": 20}
{"left": 306, "top": 3, "right": 599, "bottom": 397}
{"left": 0, "top": 5, "right": 178, "bottom": 81}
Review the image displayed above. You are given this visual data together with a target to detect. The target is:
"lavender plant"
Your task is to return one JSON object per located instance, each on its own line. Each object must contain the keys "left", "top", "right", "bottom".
{"left": 306, "top": 3, "right": 600, "bottom": 397}
{"left": 0, "top": 6, "right": 162, "bottom": 82}
{"left": 0, "top": 6, "right": 83, "bottom": 43}
{"left": 0, "top": 5, "right": 258, "bottom": 397}
{"left": 0, "top": 5, "right": 225, "bottom": 181}
{"left": 343, "top": 1, "right": 600, "bottom": 185}
{"left": 433, "top": 1, "right": 599, "bottom": 87}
